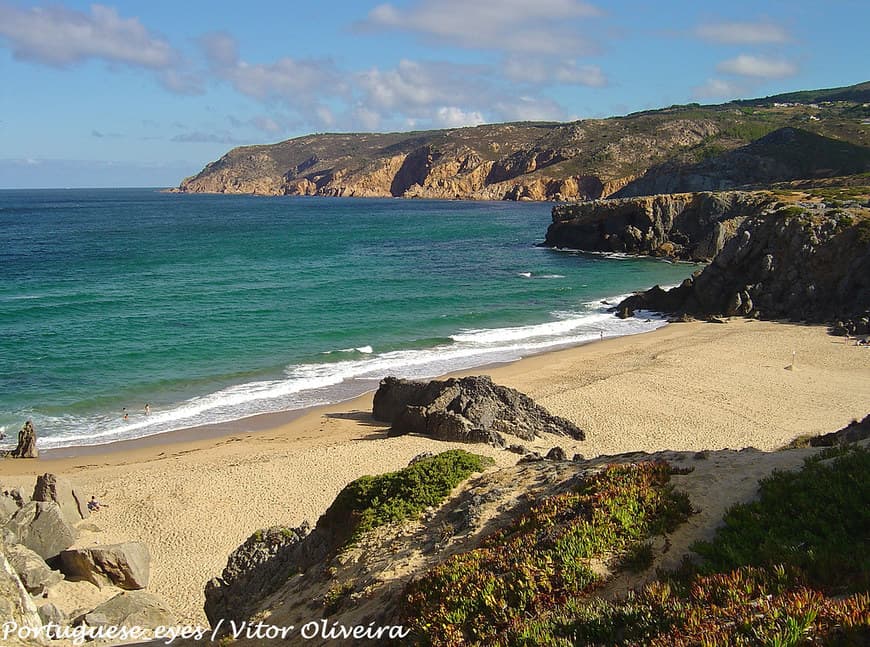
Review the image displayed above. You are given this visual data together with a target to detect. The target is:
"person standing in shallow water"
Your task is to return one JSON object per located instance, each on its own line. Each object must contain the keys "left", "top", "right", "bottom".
{"left": 123, "top": 408, "right": 128, "bottom": 422}
{"left": 144, "top": 403, "right": 150, "bottom": 415}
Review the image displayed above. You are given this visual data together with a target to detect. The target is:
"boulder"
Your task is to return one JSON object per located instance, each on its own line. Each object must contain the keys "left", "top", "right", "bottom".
{"left": 0, "top": 549, "right": 46, "bottom": 646}
{"left": 3, "top": 501, "right": 77, "bottom": 560}
{"left": 32, "top": 474, "right": 89, "bottom": 524}
{"left": 38, "top": 602, "right": 67, "bottom": 627}
{"left": 6, "top": 544, "right": 63, "bottom": 595}
{"left": 0, "top": 488, "right": 21, "bottom": 525}
{"left": 373, "top": 375, "right": 584, "bottom": 443}
{"left": 546, "top": 446, "right": 568, "bottom": 461}
{"left": 10, "top": 420, "right": 38, "bottom": 458}
{"left": 59, "top": 542, "right": 150, "bottom": 590}
{"left": 75, "top": 590, "right": 174, "bottom": 630}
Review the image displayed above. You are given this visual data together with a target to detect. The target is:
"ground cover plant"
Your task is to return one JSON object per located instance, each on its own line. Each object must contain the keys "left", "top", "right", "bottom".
{"left": 400, "top": 447, "right": 870, "bottom": 646}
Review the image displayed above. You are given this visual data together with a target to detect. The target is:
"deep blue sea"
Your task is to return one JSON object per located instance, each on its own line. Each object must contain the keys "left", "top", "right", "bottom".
{"left": 0, "top": 189, "right": 697, "bottom": 450}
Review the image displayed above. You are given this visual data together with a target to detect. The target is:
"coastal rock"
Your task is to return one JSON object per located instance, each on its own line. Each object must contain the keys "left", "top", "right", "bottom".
{"left": 0, "top": 548, "right": 46, "bottom": 646}
{"left": 373, "top": 375, "right": 585, "bottom": 442}
{"left": 204, "top": 524, "right": 322, "bottom": 629}
{"left": 544, "top": 191, "right": 774, "bottom": 260}
{"left": 75, "top": 590, "right": 175, "bottom": 630}
{"left": 3, "top": 502, "right": 77, "bottom": 561}
{"left": 32, "top": 474, "right": 89, "bottom": 524}
{"left": 546, "top": 446, "right": 568, "bottom": 461}
{"left": 10, "top": 420, "right": 38, "bottom": 459}
{"left": 59, "top": 542, "right": 150, "bottom": 590}
{"left": 805, "top": 413, "right": 870, "bottom": 447}
{"left": 614, "top": 205, "right": 870, "bottom": 326}
{"left": 0, "top": 488, "right": 22, "bottom": 525}
{"left": 6, "top": 544, "right": 63, "bottom": 595}
{"left": 38, "top": 602, "right": 67, "bottom": 627}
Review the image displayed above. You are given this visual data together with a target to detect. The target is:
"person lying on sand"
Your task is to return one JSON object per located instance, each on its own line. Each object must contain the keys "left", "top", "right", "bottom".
{"left": 87, "top": 496, "right": 102, "bottom": 512}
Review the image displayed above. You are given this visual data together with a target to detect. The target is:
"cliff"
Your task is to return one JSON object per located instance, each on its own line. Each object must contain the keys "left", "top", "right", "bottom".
{"left": 614, "top": 199, "right": 870, "bottom": 333}
{"left": 544, "top": 190, "right": 776, "bottom": 260}
{"left": 174, "top": 83, "right": 870, "bottom": 201}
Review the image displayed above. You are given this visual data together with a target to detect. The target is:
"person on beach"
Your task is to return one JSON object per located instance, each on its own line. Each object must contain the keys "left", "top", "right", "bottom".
{"left": 88, "top": 496, "right": 101, "bottom": 512}
{"left": 123, "top": 408, "right": 129, "bottom": 422}
{"left": 145, "top": 403, "right": 150, "bottom": 415}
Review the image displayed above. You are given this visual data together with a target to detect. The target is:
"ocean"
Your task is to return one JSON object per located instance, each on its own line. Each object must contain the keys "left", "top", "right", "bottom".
{"left": 0, "top": 189, "right": 696, "bottom": 450}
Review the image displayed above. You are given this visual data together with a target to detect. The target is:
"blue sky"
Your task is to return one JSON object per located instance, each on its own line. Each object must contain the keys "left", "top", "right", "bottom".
{"left": 1, "top": 0, "right": 867, "bottom": 188}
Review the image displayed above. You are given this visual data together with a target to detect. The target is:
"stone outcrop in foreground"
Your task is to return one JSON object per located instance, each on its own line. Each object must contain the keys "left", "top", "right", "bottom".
{"left": 614, "top": 205, "right": 870, "bottom": 332}
{"left": 59, "top": 542, "right": 151, "bottom": 590}
{"left": 372, "top": 375, "right": 585, "bottom": 445}
{"left": 544, "top": 191, "right": 775, "bottom": 260}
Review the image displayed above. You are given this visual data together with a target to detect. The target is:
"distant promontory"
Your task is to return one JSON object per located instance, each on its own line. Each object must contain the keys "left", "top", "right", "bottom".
{"left": 174, "top": 82, "right": 870, "bottom": 201}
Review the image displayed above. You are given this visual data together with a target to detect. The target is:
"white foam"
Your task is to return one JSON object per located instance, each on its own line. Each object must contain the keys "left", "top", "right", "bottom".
{"left": 33, "top": 296, "right": 669, "bottom": 450}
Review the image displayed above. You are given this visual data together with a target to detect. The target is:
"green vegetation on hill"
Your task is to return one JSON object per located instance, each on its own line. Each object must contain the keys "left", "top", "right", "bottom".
{"left": 322, "top": 450, "right": 493, "bottom": 545}
{"left": 399, "top": 448, "right": 870, "bottom": 646}
{"left": 402, "top": 461, "right": 693, "bottom": 645}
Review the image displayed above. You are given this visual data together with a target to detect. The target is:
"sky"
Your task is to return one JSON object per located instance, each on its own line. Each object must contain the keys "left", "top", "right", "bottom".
{"left": 0, "top": 0, "right": 867, "bottom": 188}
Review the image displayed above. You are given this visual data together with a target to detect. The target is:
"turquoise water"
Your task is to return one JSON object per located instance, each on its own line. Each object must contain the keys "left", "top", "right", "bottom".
{"left": 0, "top": 189, "right": 696, "bottom": 449}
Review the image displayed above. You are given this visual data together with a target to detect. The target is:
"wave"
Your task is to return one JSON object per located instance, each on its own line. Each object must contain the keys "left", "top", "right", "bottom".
{"left": 517, "top": 272, "right": 565, "bottom": 279}
{"left": 30, "top": 297, "right": 668, "bottom": 451}
{"left": 322, "top": 345, "right": 374, "bottom": 355}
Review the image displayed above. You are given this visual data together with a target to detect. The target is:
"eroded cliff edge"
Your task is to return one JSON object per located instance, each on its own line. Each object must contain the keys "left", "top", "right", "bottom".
{"left": 173, "top": 83, "right": 870, "bottom": 201}
{"left": 544, "top": 184, "right": 870, "bottom": 334}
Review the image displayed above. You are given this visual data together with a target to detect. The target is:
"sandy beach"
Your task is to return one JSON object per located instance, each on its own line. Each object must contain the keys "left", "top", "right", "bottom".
{"left": 3, "top": 318, "right": 869, "bottom": 625}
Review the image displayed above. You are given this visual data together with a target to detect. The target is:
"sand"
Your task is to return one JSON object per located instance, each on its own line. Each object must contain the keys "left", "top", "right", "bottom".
{"left": 2, "top": 318, "right": 869, "bottom": 625}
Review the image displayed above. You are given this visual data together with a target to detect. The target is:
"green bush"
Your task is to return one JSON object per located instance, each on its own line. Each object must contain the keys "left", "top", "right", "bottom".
{"left": 326, "top": 449, "right": 493, "bottom": 544}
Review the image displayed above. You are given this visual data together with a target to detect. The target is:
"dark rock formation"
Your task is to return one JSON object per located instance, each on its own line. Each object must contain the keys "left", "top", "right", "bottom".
{"left": 6, "top": 544, "right": 63, "bottom": 594}
{"left": 10, "top": 421, "right": 38, "bottom": 458}
{"left": 545, "top": 191, "right": 775, "bottom": 260}
{"left": 373, "top": 375, "right": 584, "bottom": 444}
{"left": 615, "top": 207, "right": 870, "bottom": 326}
{"left": 546, "top": 446, "right": 568, "bottom": 461}
{"left": 204, "top": 524, "right": 324, "bottom": 629}
{"left": 805, "top": 414, "right": 870, "bottom": 447}
{"left": 3, "top": 501, "right": 77, "bottom": 560}
{"left": 32, "top": 473, "right": 89, "bottom": 524}
{"left": 59, "top": 542, "right": 150, "bottom": 590}
{"left": 74, "top": 590, "right": 175, "bottom": 630}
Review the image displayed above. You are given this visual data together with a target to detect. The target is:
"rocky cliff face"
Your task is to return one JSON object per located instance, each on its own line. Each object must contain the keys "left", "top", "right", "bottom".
{"left": 545, "top": 191, "right": 775, "bottom": 260}
{"left": 173, "top": 87, "right": 870, "bottom": 201}
{"left": 613, "top": 127, "right": 870, "bottom": 199}
{"left": 615, "top": 204, "right": 870, "bottom": 331}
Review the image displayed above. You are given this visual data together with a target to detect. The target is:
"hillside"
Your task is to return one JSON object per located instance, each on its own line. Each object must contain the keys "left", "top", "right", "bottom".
{"left": 175, "top": 82, "right": 870, "bottom": 201}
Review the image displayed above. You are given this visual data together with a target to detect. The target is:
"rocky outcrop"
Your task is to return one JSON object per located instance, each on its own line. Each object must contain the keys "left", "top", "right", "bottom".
{"left": 545, "top": 191, "right": 775, "bottom": 260}
{"left": 615, "top": 206, "right": 870, "bottom": 326}
{"left": 59, "top": 542, "right": 150, "bottom": 590}
{"left": 32, "top": 473, "right": 89, "bottom": 525}
{"left": 373, "top": 375, "right": 585, "bottom": 444}
{"left": 6, "top": 544, "right": 62, "bottom": 594}
{"left": 74, "top": 590, "right": 175, "bottom": 631}
{"left": 3, "top": 501, "right": 77, "bottom": 560}
{"left": 0, "top": 548, "right": 46, "bottom": 646}
{"left": 204, "top": 524, "right": 320, "bottom": 628}
{"left": 9, "top": 420, "right": 38, "bottom": 458}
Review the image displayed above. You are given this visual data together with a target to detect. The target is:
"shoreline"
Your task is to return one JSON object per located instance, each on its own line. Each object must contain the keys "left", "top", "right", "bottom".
{"left": 18, "top": 328, "right": 636, "bottom": 459}
{"left": 3, "top": 318, "right": 869, "bottom": 625}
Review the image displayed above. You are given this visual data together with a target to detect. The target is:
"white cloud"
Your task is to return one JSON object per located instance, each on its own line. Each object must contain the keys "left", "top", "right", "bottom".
{"left": 200, "top": 32, "right": 345, "bottom": 106}
{"left": 692, "top": 78, "right": 749, "bottom": 100}
{"left": 433, "top": 107, "right": 486, "bottom": 128}
{"left": 717, "top": 54, "right": 797, "bottom": 78}
{"left": 503, "top": 57, "right": 607, "bottom": 86}
{"left": 360, "top": 0, "right": 602, "bottom": 55}
{"left": 696, "top": 21, "right": 790, "bottom": 44}
{"left": 494, "top": 96, "right": 567, "bottom": 122}
{"left": 0, "top": 3, "right": 175, "bottom": 68}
